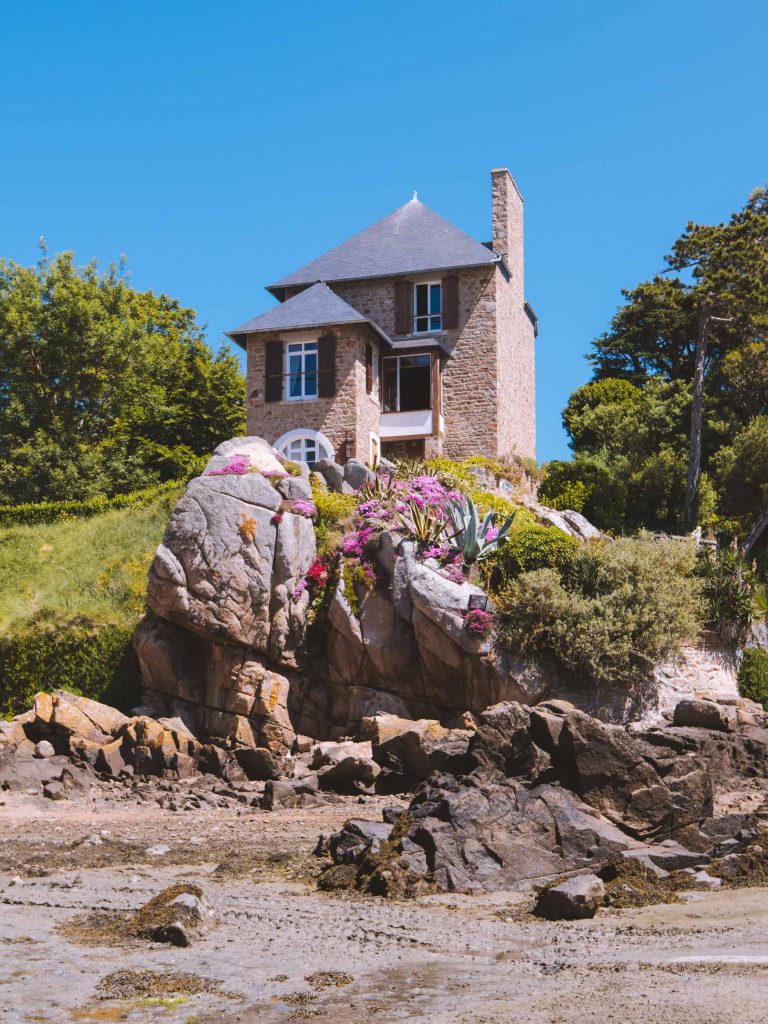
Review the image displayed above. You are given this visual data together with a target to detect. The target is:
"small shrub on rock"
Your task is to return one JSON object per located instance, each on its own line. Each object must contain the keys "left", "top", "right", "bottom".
{"left": 482, "top": 525, "right": 578, "bottom": 592}
{"left": 739, "top": 648, "right": 768, "bottom": 709}
{"left": 495, "top": 535, "right": 702, "bottom": 689}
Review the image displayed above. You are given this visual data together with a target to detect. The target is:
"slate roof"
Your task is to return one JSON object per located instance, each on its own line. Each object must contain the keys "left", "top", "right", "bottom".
{"left": 267, "top": 197, "right": 498, "bottom": 294}
{"left": 226, "top": 281, "right": 392, "bottom": 347}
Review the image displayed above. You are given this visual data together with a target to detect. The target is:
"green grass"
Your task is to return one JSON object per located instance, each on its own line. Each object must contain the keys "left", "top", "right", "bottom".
{"left": 0, "top": 489, "right": 180, "bottom": 635}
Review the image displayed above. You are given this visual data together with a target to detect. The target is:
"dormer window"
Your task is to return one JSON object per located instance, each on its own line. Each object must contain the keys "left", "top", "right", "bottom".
{"left": 414, "top": 282, "right": 442, "bottom": 333}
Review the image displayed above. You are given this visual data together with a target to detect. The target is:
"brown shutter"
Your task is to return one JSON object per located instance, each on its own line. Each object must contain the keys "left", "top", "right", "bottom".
{"left": 442, "top": 274, "right": 459, "bottom": 330}
{"left": 394, "top": 279, "right": 412, "bottom": 335}
{"left": 365, "top": 343, "right": 373, "bottom": 394}
{"left": 265, "top": 340, "right": 283, "bottom": 402}
{"left": 318, "top": 333, "right": 337, "bottom": 397}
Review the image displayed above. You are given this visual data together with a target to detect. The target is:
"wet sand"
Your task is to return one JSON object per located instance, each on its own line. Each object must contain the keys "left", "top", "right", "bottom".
{"left": 2, "top": 794, "right": 767, "bottom": 1023}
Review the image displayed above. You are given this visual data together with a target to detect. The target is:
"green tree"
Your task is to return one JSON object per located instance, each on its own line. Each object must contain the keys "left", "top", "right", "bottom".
{"left": 584, "top": 186, "right": 768, "bottom": 532}
{"left": 0, "top": 248, "right": 245, "bottom": 503}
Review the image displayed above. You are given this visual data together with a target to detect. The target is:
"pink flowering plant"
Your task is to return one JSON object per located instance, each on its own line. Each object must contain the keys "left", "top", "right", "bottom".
{"left": 205, "top": 453, "right": 252, "bottom": 476}
{"left": 291, "top": 499, "right": 317, "bottom": 519}
{"left": 463, "top": 608, "right": 493, "bottom": 637}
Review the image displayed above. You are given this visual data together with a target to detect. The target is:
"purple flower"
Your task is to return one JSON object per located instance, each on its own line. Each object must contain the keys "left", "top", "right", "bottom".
{"left": 292, "top": 579, "right": 308, "bottom": 602}
{"left": 485, "top": 525, "right": 499, "bottom": 542}
{"left": 464, "top": 608, "right": 493, "bottom": 636}
{"left": 291, "top": 499, "right": 317, "bottom": 518}
{"left": 206, "top": 454, "right": 252, "bottom": 476}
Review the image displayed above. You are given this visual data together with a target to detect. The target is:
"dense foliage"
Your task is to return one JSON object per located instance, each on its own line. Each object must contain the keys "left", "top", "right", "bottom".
{"left": 542, "top": 185, "right": 768, "bottom": 537}
{"left": 739, "top": 648, "right": 768, "bottom": 711}
{"left": 495, "top": 537, "right": 702, "bottom": 689}
{"left": 0, "top": 249, "right": 245, "bottom": 503}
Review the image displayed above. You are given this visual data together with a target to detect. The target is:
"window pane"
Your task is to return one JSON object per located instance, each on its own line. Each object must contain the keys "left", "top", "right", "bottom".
{"left": 288, "top": 343, "right": 302, "bottom": 353}
{"left": 304, "top": 353, "right": 317, "bottom": 372}
{"left": 415, "top": 316, "right": 429, "bottom": 333}
{"left": 305, "top": 372, "right": 317, "bottom": 397}
{"left": 430, "top": 315, "right": 441, "bottom": 331}
{"left": 429, "top": 284, "right": 442, "bottom": 315}
{"left": 305, "top": 342, "right": 318, "bottom": 352}
{"left": 415, "top": 284, "right": 428, "bottom": 317}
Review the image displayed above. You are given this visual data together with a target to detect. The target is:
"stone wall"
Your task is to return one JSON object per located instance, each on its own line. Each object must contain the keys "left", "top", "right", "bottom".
{"left": 245, "top": 323, "right": 382, "bottom": 463}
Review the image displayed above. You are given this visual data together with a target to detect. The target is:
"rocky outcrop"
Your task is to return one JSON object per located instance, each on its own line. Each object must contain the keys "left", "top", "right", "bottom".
{"left": 321, "top": 697, "right": 768, "bottom": 895}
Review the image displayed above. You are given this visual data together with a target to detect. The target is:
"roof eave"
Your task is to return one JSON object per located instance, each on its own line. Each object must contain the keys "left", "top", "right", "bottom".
{"left": 265, "top": 257, "right": 500, "bottom": 296}
{"left": 226, "top": 318, "right": 393, "bottom": 349}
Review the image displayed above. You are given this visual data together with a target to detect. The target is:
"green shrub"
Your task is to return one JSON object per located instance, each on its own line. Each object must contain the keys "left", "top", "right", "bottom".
{"left": 311, "top": 483, "right": 356, "bottom": 558}
{"left": 739, "top": 648, "right": 768, "bottom": 709}
{"left": 696, "top": 547, "right": 760, "bottom": 643}
{"left": 539, "top": 457, "right": 626, "bottom": 533}
{"left": 0, "top": 477, "right": 187, "bottom": 528}
{"left": 482, "top": 525, "right": 578, "bottom": 590}
{"left": 495, "top": 535, "right": 701, "bottom": 689}
{"left": 0, "top": 619, "right": 140, "bottom": 718}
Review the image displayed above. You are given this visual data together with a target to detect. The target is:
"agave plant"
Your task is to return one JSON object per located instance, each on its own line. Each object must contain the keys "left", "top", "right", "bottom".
{"left": 444, "top": 494, "right": 516, "bottom": 564}
{"left": 395, "top": 500, "right": 446, "bottom": 547}
{"left": 357, "top": 473, "right": 400, "bottom": 503}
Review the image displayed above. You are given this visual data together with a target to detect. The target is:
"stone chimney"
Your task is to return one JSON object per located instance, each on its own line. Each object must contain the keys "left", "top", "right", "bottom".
{"left": 491, "top": 168, "right": 524, "bottom": 289}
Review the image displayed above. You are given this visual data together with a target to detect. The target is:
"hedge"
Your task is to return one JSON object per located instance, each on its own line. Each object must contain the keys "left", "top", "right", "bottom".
{"left": 0, "top": 478, "right": 187, "bottom": 528}
{"left": 0, "top": 619, "right": 141, "bottom": 718}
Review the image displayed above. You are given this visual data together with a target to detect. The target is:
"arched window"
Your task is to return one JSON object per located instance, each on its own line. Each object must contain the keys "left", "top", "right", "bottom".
{"left": 273, "top": 428, "right": 333, "bottom": 469}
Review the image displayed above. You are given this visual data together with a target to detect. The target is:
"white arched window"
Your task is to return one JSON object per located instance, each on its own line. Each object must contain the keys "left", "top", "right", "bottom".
{"left": 274, "top": 428, "right": 333, "bottom": 469}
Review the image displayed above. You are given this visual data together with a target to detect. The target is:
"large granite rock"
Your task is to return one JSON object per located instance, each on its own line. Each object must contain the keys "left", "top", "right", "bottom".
{"left": 146, "top": 471, "right": 313, "bottom": 663}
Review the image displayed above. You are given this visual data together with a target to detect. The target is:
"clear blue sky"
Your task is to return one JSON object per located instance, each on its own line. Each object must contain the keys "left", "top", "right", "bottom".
{"left": 2, "top": 0, "right": 766, "bottom": 460}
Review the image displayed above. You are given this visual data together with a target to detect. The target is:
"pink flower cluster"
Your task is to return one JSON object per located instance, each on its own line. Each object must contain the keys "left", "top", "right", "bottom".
{"left": 341, "top": 525, "right": 376, "bottom": 557}
{"left": 263, "top": 468, "right": 289, "bottom": 479}
{"left": 464, "top": 608, "right": 493, "bottom": 636}
{"left": 291, "top": 499, "right": 317, "bottom": 518}
{"left": 206, "top": 454, "right": 252, "bottom": 476}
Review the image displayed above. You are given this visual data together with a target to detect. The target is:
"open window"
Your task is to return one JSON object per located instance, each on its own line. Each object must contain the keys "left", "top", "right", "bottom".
{"left": 382, "top": 354, "right": 432, "bottom": 412}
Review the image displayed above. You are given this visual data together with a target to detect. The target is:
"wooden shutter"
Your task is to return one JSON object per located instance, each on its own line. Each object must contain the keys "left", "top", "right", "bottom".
{"left": 318, "top": 333, "right": 337, "bottom": 398}
{"left": 394, "top": 279, "right": 412, "bottom": 335}
{"left": 265, "top": 340, "right": 283, "bottom": 402}
{"left": 365, "top": 343, "right": 373, "bottom": 394}
{"left": 442, "top": 274, "right": 459, "bottom": 330}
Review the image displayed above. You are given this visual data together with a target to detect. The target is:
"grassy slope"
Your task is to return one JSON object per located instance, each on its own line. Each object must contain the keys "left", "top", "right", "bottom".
{"left": 0, "top": 489, "right": 181, "bottom": 635}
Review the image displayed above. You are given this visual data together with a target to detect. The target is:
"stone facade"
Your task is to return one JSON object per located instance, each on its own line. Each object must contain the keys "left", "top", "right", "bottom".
{"left": 245, "top": 169, "right": 536, "bottom": 463}
{"left": 245, "top": 323, "right": 383, "bottom": 464}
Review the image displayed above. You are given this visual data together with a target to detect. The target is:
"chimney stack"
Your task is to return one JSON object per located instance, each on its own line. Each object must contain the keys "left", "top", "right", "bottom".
{"left": 491, "top": 169, "right": 524, "bottom": 292}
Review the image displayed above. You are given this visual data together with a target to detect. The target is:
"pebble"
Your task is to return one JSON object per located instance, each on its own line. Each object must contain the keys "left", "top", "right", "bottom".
{"left": 145, "top": 844, "right": 171, "bottom": 856}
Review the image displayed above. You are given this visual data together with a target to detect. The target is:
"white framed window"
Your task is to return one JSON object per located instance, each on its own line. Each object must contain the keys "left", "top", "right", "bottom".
{"left": 274, "top": 428, "right": 333, "bottom": 469}
{"left": 285, "top": 341, "right": 318, "bottom": 400}
{"left": 413, "top": 282, "right": 442, "bottom": 333}
{"left": 382, "top": 353, "right": 432, "bottom": 412}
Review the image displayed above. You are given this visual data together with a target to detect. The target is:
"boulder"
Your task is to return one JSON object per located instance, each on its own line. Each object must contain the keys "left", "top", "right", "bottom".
{"left": 317, "top": 756, "right": 381, "bottom": 795}
{"left": 673, "top": 699, "right": 735, "bottom": 732}
{"left": 34, "top": 740, "right": 55, "bottom": 759}
{"left": 128, "top": 884, "right": 216, "bottom": 947}
{"left": 314, "top": 458, "right": 344, "bottom": 492}
{"left": 372, "top": 718, "right": 474, "bottom": 792}
{"left": 234, "top": 747, "right": 280, "bottom": 781}
{"left": 204, "top": 436, "right": 285, "bottom": 476}
{"left": 95, "top": 738, "right": 127, "bottom": 777}
{"left": 468, "top": 702, "right": 544, "bottom": 778}
{"left": 329, "top": 819, "right": 393, "bottom": 864}
{"left": 534, "top": 873, "right": 605, "bottom": 920}
{"left": 342, "top": 459, "right": 375, "bottom": 491}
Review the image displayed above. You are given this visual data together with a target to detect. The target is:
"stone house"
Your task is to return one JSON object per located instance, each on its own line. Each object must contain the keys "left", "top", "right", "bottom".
{"left": 227, "top": 169, "right": 537, "bottom": 467}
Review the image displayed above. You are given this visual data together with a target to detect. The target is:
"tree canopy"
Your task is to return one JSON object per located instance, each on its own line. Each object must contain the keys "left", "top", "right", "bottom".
{"left": 543, "top": 185, "right": 768, "bottom": 539}
{"left": 0, "top": 249, "right": 245, "bottom": 504}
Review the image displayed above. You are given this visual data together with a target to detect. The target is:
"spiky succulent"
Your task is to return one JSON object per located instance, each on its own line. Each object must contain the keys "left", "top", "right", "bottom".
{"left": 444, "top": 494, "right": 516, "bottom": 564}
